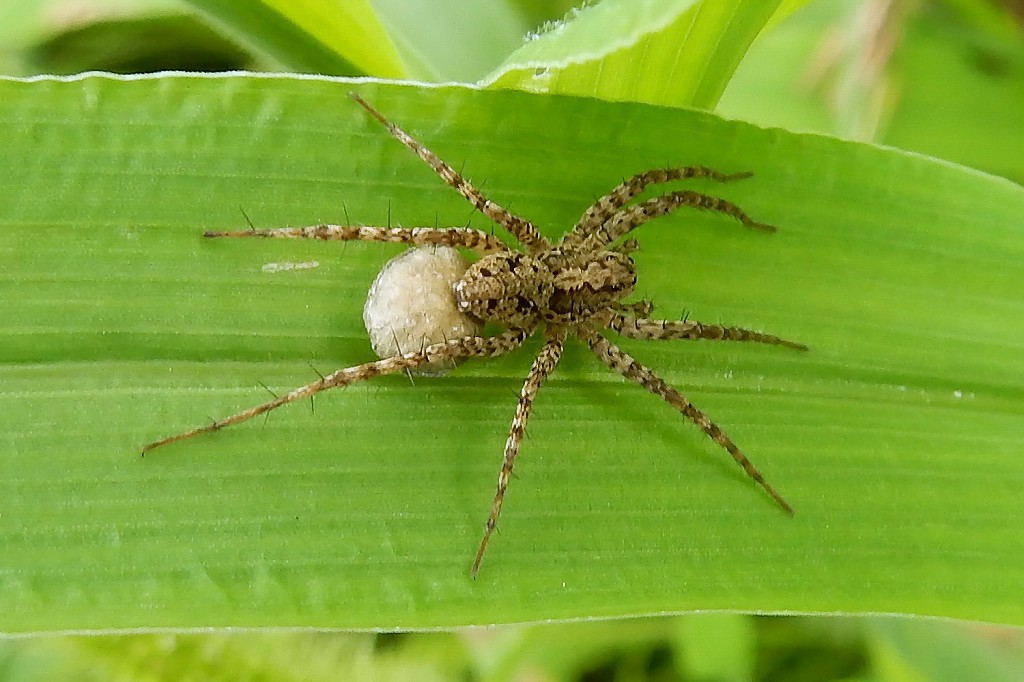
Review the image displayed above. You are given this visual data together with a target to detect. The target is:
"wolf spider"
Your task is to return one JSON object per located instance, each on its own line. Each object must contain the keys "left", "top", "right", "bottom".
{"left": 144, "top": 93, "right": 807, "bottom": 577}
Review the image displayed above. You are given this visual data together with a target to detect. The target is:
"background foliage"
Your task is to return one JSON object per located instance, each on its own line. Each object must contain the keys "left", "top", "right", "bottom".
{"left": 1, "top": 0, "right": 1023, "bottom": 680}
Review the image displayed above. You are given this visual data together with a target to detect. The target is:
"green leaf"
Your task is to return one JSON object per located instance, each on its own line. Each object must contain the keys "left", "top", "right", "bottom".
{"left": 0, "top": 0, "right": 183, "bottom": 50}
{"left": 179, "top": 0, "right": 530, "bottom": 82}
{"left": 866, "top": 618, "right": 1024, "bottom": 682}
{"left": 1, "top": 74, "right": 1022, "bottom": 633}
{"left": 370, "top": 0, "right": 530, "bottom": 81}
{"left": 673, "top": 613, "right": 755, "bottom": 679}
{"left": 936, "top": 0, "right": 1024, "bottom": 43}
{"left": 719, "top": 1, "right": 1024, "bottom": 182}
{"left": 482, "top": 0, "right": 803, "bottom": 108}
{"left": 180, "top": 0, "right": 406, "bottom": 77}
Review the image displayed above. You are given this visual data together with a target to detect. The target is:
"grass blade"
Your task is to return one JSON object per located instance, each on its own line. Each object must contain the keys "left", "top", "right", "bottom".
{"left": 1, "top": 73, "right": 1022, "bottom": 632}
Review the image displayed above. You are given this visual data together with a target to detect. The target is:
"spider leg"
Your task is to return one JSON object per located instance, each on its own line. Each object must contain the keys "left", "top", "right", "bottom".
{"left": 579, "top": 327, "right": 793, "bottom": 515}
{"left": 142, "top": 328, "right": 529, "bottom": 454}
{"left": 580, "top": 190, "right": 775, "bottom": 252}
{"left": 609, "top": 237, "right": 640, "bottom": 255}
{"left": 471, "top": 331, "right": 566, "bottom": 578}
{"left": 564, "top": 167, "right": 753, "bottom": 248}
{"left": 204, "top": 225, "right": 508, "bottom": 255}
{"left": 351, "top": 94, "right": 550, "bottom": 253}
{"left": 605, "top": 313, "right": 807, "bottom": 351}
{"left": 609, "top": 300, "right": 655, "bottom": 317}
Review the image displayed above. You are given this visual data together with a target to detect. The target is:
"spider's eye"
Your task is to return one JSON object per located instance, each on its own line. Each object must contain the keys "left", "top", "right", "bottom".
{"left": 515, "top": 295, "right": 535, "bottom": 312}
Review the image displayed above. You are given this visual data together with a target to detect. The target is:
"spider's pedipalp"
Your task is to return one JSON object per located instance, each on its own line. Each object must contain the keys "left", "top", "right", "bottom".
{"left": 142, "top": 328, "right": 529, "bottom": 455}
{"left": 580, "top": 328, "right": 793, "bottom": 515}
{"left": 564, "top": 166, "right": 755, "bottom": 249}
{"left": 471, "top": 331, "right": 566, "bottom": 578}
{"left": 350, "top": 93, "right": 549, "bottom": 253}
{"left": 606, "top": 314, "right": 808, "bottom": 351}
{"left": 204, "top": 224, "right": 508, "bottom": 254}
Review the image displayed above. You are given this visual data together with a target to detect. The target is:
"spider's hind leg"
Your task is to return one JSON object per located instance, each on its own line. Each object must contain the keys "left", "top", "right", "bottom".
{"left": 143, "top": 329, "right": 529, "bottom": 454}
{"left": 580, "top": 327, "right": 793, "bottom": 514}
{"left": 471, "top": 332, "right": 566, "bottom": 578}
{"left": 606, "top": 313, "right": 807, "bottom": 351}
{"left": 203, "top": 225, "right": 508, "bottom": 254}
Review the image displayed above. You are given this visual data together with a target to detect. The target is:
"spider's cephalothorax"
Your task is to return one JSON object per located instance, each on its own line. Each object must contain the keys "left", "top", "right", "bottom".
{"left": 143, "top": 93, "right": 808, "bottom": 578}
{"left": 455, "top": 248, "right": 637, "bottom": 328}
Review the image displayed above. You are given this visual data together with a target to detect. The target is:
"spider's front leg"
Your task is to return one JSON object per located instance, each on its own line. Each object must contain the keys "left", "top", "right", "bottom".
{"left": 350, "top": 94, "right": 550, "bottom": 254}
{"left": 203, "top": 224, "right": 508, "bottom": 254}
{"left": 563, "top": 166, "right": 758, "bottom": 249}
{"left": 579, "top": 327, "right": 794, "bottom": 515}
{"left": 471, "top": 331, "right": 566, "bottom": 578}
{"left": 142, "top": 329, "right": 529, "bottom": 454}
{"left": 579, "top": 191, "right": 776, "bottom": 252}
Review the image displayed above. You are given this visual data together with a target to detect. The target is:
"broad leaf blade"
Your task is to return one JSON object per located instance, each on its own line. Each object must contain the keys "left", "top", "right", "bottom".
{"left": 182, "top": 0, "right": 406, "bottom": 76}
{"left": 482, "top": 0, "right": 804, "bottom": 108}
{"left": 0, "top": 74, "right": 1022, "bottom": 632}
{"left": 370, "top": 0, "right": 529, "bottom": 81}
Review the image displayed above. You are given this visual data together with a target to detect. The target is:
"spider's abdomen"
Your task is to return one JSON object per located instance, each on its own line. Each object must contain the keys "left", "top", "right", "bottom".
{"left": 543, "top": 251, "right": 637, "bottom": 323}
{"left": 455, "top": 252, "right": 552, "bottom": 328}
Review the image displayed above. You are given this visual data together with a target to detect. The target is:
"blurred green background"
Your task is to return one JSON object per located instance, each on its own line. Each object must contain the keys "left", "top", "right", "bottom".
{"left": 1, "top": 0, "right": 1022, "bottom": 680}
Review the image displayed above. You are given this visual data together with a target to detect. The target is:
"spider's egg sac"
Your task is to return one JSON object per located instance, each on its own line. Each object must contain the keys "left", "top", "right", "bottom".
{"left": 362, "top": 246, "right": 483, "bottom": 376}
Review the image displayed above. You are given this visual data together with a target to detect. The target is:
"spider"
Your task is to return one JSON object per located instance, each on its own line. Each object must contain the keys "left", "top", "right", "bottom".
{"left": 143, "top": 93, "right": 807, "bottom": 577}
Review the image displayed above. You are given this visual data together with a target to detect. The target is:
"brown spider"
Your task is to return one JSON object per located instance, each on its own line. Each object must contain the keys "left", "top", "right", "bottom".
{"left": 143, "top": 93, "right": 807, "bottom": 577}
